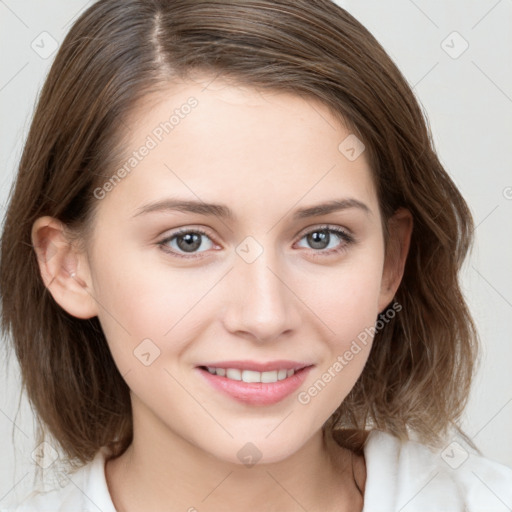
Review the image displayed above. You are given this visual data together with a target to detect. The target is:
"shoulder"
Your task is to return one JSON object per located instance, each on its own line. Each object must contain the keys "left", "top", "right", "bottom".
{"left": 1, "top": 448, "right": 116, "bottom": 512}
{"left": 362, "top": 429, "right": 512, "bottom": 512}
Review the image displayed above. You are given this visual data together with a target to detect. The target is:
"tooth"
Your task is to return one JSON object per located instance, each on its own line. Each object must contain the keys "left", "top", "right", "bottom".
{"left": 277, "top": 369, "right": 287, "bottom": 381}
{"left": 226, "top": 368, "right": 242, "bottom": 381}
{"left": 261, "top": 370, "right": 278, "bottom": 383}
{"left": 242, "top": 370, "right": 261, "bottom": 383}
{"left": 216, "top": 367, "right": 296, "bottom": 382}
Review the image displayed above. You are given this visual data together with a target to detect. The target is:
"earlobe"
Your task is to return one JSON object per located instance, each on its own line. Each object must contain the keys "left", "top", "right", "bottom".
{"left": 378, "top": 208, "right": 413, "bottom": 312}
{"left": 31, "top": 216, "right": 98, "bottom": 319}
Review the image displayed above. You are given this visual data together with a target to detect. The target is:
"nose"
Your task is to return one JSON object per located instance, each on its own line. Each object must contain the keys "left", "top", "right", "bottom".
{"left": 222, "top": 244, "right": 302, "bottom": 343}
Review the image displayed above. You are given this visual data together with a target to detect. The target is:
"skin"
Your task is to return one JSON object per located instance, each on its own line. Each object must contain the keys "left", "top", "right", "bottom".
{"left": 32, "top": 75, "right": 412, "bottom": 512}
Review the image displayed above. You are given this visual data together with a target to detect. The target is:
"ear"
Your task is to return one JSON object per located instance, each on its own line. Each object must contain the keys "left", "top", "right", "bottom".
{"left": 378, "top": 208, "right": 413, "bottom": 312}
{"left": 31, "top": 216, "right": 98, "bottom": 319}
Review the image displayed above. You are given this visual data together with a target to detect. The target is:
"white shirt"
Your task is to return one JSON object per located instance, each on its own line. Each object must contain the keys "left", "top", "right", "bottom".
{"left": 4, "top": 430, "right": 512, "bottom": 511}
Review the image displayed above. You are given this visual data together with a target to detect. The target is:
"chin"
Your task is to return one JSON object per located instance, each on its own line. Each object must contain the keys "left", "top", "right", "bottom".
{"left": 196, "top": 427, "right": 316, "bottom": 467}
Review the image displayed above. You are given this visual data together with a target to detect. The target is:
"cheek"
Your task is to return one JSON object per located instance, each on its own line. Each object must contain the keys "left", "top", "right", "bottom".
{"left": 88, "top": 242, "right": 215, "bottom": 372}
{"left": 295, "top": 250, "right": 384, "bottom": 399}
{"left": 299, "top": 249, "right": 384, "bottom": 341}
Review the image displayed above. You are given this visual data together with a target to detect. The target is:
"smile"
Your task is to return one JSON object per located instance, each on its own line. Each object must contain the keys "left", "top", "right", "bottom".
{"left": 196, "top": 360, "right": 314, "bottom": 406}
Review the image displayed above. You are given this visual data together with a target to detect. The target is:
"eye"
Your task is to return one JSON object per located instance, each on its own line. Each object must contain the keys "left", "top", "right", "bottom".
{"left": 158, "top": 228, "right": 217, "bottom": 258}
{"left": 295, "top": 225, "right": 354, "bottom": 256}
{"left": 158, "top": 225, "right": 355, "bottom": 260}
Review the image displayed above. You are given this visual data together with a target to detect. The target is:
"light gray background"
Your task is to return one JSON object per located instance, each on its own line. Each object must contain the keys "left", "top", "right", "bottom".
{"left": 1, "top": 0, "right": 511, "bottom": 506}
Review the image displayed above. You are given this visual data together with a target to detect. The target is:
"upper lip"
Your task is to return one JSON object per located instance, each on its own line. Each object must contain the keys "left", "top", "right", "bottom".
{"left": 197, "top": 360, "right": 313, "bottom": 372}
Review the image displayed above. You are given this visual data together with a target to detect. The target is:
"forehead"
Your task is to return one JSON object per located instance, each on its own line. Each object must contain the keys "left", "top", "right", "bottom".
{"left": 97, "top": 76, "right": 377, "bottom": 223}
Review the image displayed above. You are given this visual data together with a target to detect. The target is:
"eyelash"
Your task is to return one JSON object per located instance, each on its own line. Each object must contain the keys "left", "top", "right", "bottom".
{"left": 157, "top": 225, "right": 355, "bottom": 260}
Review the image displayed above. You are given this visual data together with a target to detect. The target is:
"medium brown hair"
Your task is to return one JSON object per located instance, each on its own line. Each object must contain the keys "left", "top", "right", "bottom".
{"left": 0, "top": 0, "right": 478, "bottom": 469}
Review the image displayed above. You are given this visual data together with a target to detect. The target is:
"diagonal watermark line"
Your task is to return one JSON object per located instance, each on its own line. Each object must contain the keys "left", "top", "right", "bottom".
{"left": 266, "top": 164, "right": 336, "bottom": 234}
{"left": 471, "top": 266, "right": 512, "bottom": 308}
{"left": 163, "top": 267, "right": 234, "bottom": 336}
{"left": 28, "top": 231, "right": 127, "bottom": 339}
{"left": 0, "top": 408, "right": 29, "bottom": 439}
{"left": 398, "top": 472, "right": 439, "bottom": 511}
{"left": 163, "top": 368, "right": 234, "bottom": 438}
{"left": 163, "top": 163, "right": 233, "bottom": 234}
{"left": 407, "top": 0, "right": 439, "bottom": 28}
{"left": 0, "top": 0, "right": 29, "bottom": 28}
{"left": 265, "top": 266, "right": 336, "bottom": 334}
{"left": 472, "top": 61, "right": 512, "bottom": 105}
{"left": 64, "top": 475, "right": 105, "bottom": 512}
{"left": 471, "top": 471, "right": 512, "bottom": 509}
{"left": 28, "top": 239, "right": 131, "bottom": 336}
{"left": 61, "top": 0, "right": 95, "bottom": 29}
{"left": 0, "top": 62, "right": 29, "bottom": 93}
{"left": 266, "top": 471, "right": 310, "bottom": 511}
{"left": 472, "top": 0, "right": 503, "bottom": 29}
{"left": 265, "top": 410, "right": 294, "bottom": 438}
{"left": 64, "top": 271, "right": 132, "bottom": 336}
{"left": 201, "top": 471, "right": 233, "bottom": 502}
{"left": 200, "top": 71, "right": 222, "bottom": 93}
{"left": 412, "top": 62, "right": 439, "bottom": 90}
{"left": 0, "top": 472, "right": 29, "bottom": 504}
{"left": 472, "top": 398, "right": 512, "bottom": 438}
{"left": 309, "top": 103, "right": 335, "bottom": 130}
{"left": 474, "top": 204, "right": 499, "bottom": 231}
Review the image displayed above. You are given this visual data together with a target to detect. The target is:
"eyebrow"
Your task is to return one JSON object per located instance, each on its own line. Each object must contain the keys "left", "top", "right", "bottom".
{"left": 132, "top": 197, "right": 371, "bottom": 220}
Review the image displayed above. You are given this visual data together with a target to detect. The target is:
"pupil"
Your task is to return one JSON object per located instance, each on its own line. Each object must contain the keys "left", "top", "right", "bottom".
{"left": 178, "top": 233, "right": 201, "bottom": 252}
{"left": 308, "top": 230, "right": 329, "bottom": 249}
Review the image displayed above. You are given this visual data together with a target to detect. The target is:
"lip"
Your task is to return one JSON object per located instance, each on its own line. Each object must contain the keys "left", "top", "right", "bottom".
{"left": 196, "top": 361, "right": 314, "bottom": 406}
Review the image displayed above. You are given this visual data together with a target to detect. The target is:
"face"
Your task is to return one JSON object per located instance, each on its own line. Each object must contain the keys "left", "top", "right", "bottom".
{"left": 33, "top": 76, "right": 410, "bottom": 465}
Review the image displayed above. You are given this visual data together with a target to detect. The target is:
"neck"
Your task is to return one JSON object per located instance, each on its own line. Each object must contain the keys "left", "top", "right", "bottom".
{"left": 105, "top": 398, "right": 363, "bottom": 512}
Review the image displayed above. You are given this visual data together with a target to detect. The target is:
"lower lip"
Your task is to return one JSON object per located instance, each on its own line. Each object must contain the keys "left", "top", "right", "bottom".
{"left": 197, "top": 366, "right": 313, "bottom": 406}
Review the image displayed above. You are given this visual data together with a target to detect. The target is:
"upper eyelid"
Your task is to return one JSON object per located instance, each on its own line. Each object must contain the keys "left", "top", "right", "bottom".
{"left": 296, "top": 224, "right": 352, "bottom": 238}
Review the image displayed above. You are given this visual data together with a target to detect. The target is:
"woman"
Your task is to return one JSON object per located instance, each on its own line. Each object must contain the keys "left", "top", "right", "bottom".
{"left": 1, "top": 1, "right": 511, "bottom": 510}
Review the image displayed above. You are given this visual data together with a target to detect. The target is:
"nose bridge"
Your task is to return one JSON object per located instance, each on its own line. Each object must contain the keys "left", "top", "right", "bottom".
{"left": 223, "top": 237, "right": 300, "bottom": 341}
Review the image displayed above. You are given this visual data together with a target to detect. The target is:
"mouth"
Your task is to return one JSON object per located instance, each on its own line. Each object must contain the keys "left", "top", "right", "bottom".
{"left": 195, "top": 360, "right": 314, "bottom": 406}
